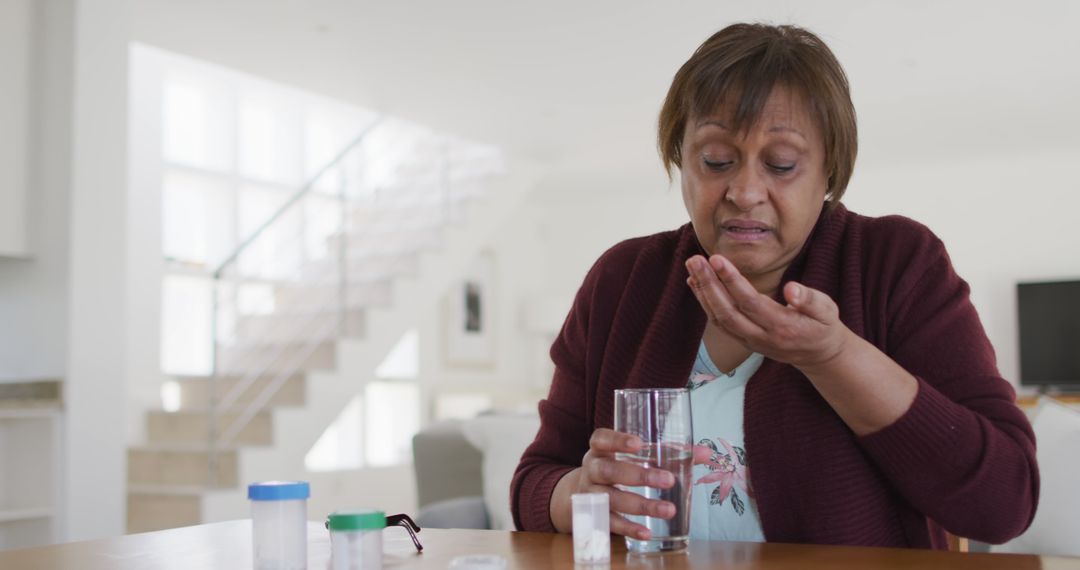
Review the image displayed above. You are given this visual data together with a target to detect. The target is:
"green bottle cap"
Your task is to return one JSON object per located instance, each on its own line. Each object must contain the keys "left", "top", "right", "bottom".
{"left": 326, "top": 509, "right": 386, "bottom": 531}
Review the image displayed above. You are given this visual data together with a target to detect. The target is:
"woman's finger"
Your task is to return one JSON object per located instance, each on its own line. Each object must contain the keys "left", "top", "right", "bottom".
{"left": 588, "top": 428, "right": 643, "bottom": 457}
{"left": 604, "top": 486, "right": 676, "bottom": 520}
{"left": 610, "top": 512, "right": 652, "bottom": 540}
{"left": 584, "top": 455, "right": 675, "bottom": 489}
{"left": 593, "top": 486, "right": 673, "bottom": 540}
{"left": 686, "top": 258, "right": 764, "bottom": 338}
{"left": 783, "top": 281, "right": 837, "bottom": 325}
{"left": 706, "top": 254, "right": 788, "bottom": 328}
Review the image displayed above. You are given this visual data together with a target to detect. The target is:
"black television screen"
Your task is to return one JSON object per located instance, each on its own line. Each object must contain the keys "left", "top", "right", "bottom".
{"left": 1017, "top": 280, "right": 1080, "bottom": 387}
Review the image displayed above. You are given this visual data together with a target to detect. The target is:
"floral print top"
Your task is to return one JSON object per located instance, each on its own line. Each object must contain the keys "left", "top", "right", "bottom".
{"left": 688, "top": 341, "right": 766, "bottom": 542}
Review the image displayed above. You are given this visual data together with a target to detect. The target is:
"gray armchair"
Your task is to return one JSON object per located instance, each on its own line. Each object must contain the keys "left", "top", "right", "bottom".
{"left": 411, "top": 420, "right": 491, "bottom": 529}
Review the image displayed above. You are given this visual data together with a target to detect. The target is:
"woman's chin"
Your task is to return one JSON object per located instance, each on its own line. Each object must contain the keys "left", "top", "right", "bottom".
{"left": 715, "top": 251, "right": 767, "bottom": 274}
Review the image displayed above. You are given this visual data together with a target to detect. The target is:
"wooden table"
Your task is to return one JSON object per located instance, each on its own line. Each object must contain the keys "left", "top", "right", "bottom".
{"left": 0, "top": 520, "right": 1076, "bottom": 569}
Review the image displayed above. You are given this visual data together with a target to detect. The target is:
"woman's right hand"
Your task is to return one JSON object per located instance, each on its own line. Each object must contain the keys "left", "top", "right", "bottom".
{"left": 549, "top": 428, "right": 680, "bottom": 540}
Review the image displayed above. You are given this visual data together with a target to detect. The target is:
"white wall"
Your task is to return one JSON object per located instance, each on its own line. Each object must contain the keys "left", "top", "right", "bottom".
{"left": 0, "top": 0, "right": 74, "bottom": 382}
{"left": 529, "top": 170, "right": 690, "bottom": 304}
{"left": 845, "top": 149, "right": 1080, "bottom": 388}
{"left": 125, "top": 46, "right": 167, "bottom": 443}
{"left": 64, "top": 0, "right": 130, "bottom": 542}
{"left": 418, "top": 232, "right": 547, "bottom": 413}
{"left": 305, "top": 465, "right": 416, "bottom": 522}
{"left": 417, "top": 171, "right": 689, "bottom": 412}
{"left": 0, "top": 0, "right": 32, "bottom": 258}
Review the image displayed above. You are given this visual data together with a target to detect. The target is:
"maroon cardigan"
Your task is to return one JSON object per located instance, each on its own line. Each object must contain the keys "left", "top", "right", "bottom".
{"left": 511, "top": 204, "right": 1038, "bottom": 548}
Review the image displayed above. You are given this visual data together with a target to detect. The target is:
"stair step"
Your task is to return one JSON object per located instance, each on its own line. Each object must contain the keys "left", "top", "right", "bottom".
{"left": 289, "top": 254, "right": 419, "bottom": 286}
{"left": 128, "top": 484, "right": 216, "bottom": 495}
{"left": 216, "top": 341, "right": 336, "bottom": 375}
{"left": 236, "top": 309, "right": 365, "bottom": 343}
{"left": 272, "top": 281, "right": 393, "bottom": 313}
{"left": 345, "top": 253, "right": 420, "bottom": 280}
{"left": 350, "top": 195, "right": 470, "bottom": 222}
{"left": 126, "top": 490, "right": 202, "bottom": 533}
{"left": 128, "top": 447, "right": 239, "bottom": 488}
{"left": 147, "top": 410, "right": 273, "bottom": 446}
{"left": 0, "top": 379, "right": 62, "bottom": 402}
{"left": 175, "top": 374, "right": 306, "bottom": 410}
{"left": 336, "top": 205, "right": 446, "bottom": 229}
{"left": 348, "top": 212, "right": 449, "bottom": 236}
{"left": 338, "top": 227, "right": 443, "bottom": 255}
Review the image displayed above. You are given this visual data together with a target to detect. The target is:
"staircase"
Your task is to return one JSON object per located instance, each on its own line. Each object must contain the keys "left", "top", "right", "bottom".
{"left": 126, "top": 121, "right": 536, "bottom": 532}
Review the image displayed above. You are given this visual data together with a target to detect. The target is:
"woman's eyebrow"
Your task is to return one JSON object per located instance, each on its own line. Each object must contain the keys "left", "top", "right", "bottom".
{"left": 694, "top": 119, "right": 807, "bottom": 142}
{"left": 769, "top": 125, "right": 807, "bottom": 141}
{"left": 695, "top": 119, "right": 729, "bottom": 130}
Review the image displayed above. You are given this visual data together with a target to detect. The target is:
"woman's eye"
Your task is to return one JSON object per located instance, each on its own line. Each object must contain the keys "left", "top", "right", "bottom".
{"left": 703, "top": 158, "right": 733, "bottom": 171}
{"left": 766, "top": 162, "right": 796, "bottom": 173}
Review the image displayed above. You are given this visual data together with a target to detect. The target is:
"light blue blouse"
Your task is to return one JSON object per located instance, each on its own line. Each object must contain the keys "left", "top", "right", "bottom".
{"left": 687, "top": 341, "right": 766, "bottom": 542}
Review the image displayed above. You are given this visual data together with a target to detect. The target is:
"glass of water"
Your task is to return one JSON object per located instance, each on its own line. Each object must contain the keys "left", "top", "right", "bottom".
{"left": 613, "top": 388, "right": 693, "bottom": 554}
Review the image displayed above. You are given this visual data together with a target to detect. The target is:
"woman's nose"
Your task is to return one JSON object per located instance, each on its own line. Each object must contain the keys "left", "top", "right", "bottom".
{"left": 725, "top": 165, "right": 768, "bottom": 210}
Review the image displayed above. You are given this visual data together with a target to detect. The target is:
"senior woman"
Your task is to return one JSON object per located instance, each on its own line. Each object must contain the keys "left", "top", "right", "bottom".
{"left": 510, "top": 23, "right": 1038, "bottom": 549}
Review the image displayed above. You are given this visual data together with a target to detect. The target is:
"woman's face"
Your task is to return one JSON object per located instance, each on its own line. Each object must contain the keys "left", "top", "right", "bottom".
{"left": 680, "top": 87, "right": 829, "bottom": 294}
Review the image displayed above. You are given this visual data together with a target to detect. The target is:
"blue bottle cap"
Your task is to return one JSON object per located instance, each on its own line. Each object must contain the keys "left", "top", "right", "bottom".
{"left": 248, "top": 481, "right": 310, "bottom": 501}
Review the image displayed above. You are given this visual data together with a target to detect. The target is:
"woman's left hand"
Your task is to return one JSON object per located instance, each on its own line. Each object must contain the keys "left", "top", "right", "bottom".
{"left": 685, "top": 253, "right": 853, "bottom": 372}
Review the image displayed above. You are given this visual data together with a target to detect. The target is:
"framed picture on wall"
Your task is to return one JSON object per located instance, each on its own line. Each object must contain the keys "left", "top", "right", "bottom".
{"left": 444, "top": 252, "right": 495, "bottom": 366}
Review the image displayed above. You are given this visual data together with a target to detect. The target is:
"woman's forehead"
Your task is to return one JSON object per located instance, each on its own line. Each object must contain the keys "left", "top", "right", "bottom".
{"left": 690, "top": 88, "right": 820, "bottom": 139}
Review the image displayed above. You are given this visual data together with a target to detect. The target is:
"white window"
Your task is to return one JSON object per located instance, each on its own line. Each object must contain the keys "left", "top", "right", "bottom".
{"left": 149, "top": 48, "right": 376, "bottom": 375}
{"left": 305, "top": 330, "right": 421, "bottom": 471}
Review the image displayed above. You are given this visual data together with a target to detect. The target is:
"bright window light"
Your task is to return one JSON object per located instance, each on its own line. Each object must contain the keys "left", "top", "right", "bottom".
{"left": 364, "top": 381, "right": 420, "bottom": 467}
{"left": 434, "top": 393, "right": 494, "bottom": 421}
{"left": 160, "top": 380, "right": 182, "bottom": 413}
{"left": 163, "top": 81, "right": 207, "bottom": 167}
{"left": 161, "top": 170, "right": 234, "bottom": 266}
{"left": 161, "top": 275, "right": 213, "bottom": 376}
{"left": 375, "top": 329, "right": 419, "bottom": 379}
{"left": 305, "top": 394, "right": 364, "bottom": 472}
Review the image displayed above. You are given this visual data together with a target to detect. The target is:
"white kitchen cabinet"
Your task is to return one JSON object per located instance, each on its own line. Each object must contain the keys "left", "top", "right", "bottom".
{"left": 0, "top": 405, "right": 62, "bottom": 549}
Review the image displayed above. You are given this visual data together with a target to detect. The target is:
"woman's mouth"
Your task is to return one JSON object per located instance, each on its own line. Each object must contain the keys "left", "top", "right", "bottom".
{"left": 720, "top": 220, "right": 773, "bottom": 242}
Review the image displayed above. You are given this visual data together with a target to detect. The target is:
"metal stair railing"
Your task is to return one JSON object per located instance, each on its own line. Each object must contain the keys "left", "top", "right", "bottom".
{"left": 202, "top": 117, "right": 502, "bottom": 486}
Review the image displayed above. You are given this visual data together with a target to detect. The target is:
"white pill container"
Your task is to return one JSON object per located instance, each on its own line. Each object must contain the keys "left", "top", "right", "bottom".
{"left": 248, "top": 481, "right": 310, "bottom": 570}
{"left": 572, "top": 493, "right": 611, "bottom": 564}
{"left": 327, "top": 509, "right": 385, "bottom": 570}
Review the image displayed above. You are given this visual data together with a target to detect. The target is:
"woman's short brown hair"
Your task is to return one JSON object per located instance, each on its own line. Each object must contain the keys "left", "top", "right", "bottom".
{"left": 658, "top": 23, "right": 857, "bottom": 205}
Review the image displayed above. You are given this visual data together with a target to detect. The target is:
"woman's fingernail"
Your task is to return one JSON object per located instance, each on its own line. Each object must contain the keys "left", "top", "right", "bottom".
{"left": 791, "top": 284, "right": 802, "bottom": 302}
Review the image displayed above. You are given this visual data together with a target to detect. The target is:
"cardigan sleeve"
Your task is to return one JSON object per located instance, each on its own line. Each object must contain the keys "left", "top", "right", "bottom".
{"left": 509, "top": 258, "right": 603, "bottom": 532}
{"left": 856, "top": 232, "right": 1039, "bottom": 544}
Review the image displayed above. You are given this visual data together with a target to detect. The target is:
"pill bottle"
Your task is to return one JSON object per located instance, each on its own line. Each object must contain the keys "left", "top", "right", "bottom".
{"left": 249, "top": 480, "right": 310, "bottom": 570}
{"left": 327, "top": 509, "right": 386, "bottom": 570}
{"left": 572, "top": 492, "right": 611, "bottom": 564}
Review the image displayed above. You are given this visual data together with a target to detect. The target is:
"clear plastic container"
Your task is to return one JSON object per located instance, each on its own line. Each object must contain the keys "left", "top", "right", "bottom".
{"left": 572, "top": 493, "right": 611, "bottom": 564}
{"left": 248, "top": 481, "right": 310, "bottom": 570}
{"left": 327, "top": 509, "right": 386, "bottom": 570}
